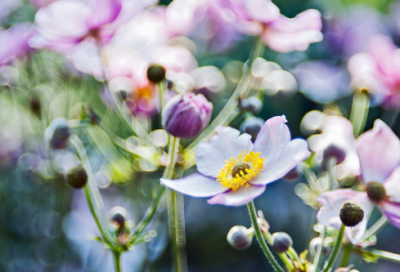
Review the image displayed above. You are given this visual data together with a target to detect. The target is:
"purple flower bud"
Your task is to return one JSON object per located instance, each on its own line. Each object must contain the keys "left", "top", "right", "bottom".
{"left": 162, "top": 93, "right": 212, "bottom": 139}
{"left": 238, "top": 96, "right": 263, "bottom": 114}
{"left": 227, "top": 225, "right": 253, "bottom": 250}
{"left": 283, "top": 164, "right": 303, "bottom": 182}
{"left": 272, "top": 232, "right": 293, "bottom": 253}
{"left": 240, "top": 117, "right": 265, "bottom": 141}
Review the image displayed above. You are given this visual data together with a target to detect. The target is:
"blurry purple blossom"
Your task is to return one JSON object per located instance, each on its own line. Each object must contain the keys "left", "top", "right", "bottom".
{"left": 317, "top": 120, "right": 400, "bottom": 244}
{"left": 0, "top": 23, "right": 34, "bottom": 67}
{"left": 348, "top": 35, "right": 400, "bottom": 110}
{"left": 292, "top": 60, "right": 350, "bottom": 104}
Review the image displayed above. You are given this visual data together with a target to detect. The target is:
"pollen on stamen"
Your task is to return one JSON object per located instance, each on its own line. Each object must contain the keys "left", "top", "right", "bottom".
{"left": 217, "top": 151, "right": 264, "bottom": 191}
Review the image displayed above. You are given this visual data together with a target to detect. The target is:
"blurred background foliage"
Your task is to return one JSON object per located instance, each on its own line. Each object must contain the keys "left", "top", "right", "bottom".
{"left": 1, "top": 0, "right": 400, "bottom": 271}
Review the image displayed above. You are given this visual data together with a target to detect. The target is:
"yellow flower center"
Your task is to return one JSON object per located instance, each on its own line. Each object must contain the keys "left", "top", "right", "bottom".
{"left": 217, "top": 151, "right": 264, "bottom": 191}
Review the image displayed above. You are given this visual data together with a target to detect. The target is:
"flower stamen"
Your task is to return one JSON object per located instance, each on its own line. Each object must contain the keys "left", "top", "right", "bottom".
{"left": 217, "top": 151, "right": 264, "bottom": 191}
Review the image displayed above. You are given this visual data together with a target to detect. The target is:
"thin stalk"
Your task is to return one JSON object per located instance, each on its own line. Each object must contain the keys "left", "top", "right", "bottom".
{"left": 355, "top": 248, "right": 400, "bottom": 264}
{"left": 113, "top": 251, "right": 122, "bottom": 272}
{"left": 362, "top": 216, "right": 388, "bottom": 241}
{"left": 340, "top": 243, "right": 352, "bottom": 267}
{"left": 302, "top": 164, "right": 321, "bottom": 195}
{"left": 327, "top": 157, "right": 337, "bottom": 191}
{"left": 313, "top": 227, "right": 326, "bottom": 271}
{"left": 247, "top": 201, "right": 286, "bottom": 272}
{"left": 322, "top": 224, "right": 345, "bottom": 272}
{"left": 262, "top": 232, "right": 295, "bottom": 272}
{"left": 70, "top": 135, "right": 115, "bottom": 246}
{"left": 183, "top": 37, "right": 264, "bottom": 167}
{"left": 130, "top": 137, "right": 180, "bottom": 244}
{"left": 350, "top": 91, "right": 370, "bottom": 137}
{"left": 287, "top": 247, "right": 305, "bottom": 271}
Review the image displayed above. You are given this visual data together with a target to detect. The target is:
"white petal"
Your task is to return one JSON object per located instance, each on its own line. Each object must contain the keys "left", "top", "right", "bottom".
{"left": 207, "top": 185, "right": 266, "bottom": 206}
{"left": 161, "top": 173, "right": 227, "bottom": 197}
{"left": 196, "top": 126, "right": 253, "bottom": 178}
{"left": 253, "top": 115, "right": 290, "bottom": 165}
{"left": 251, "top": 139, "right": 310, "bottom": 185}
{"left": 383, "top": 166, "right": 400, "bottom": 202}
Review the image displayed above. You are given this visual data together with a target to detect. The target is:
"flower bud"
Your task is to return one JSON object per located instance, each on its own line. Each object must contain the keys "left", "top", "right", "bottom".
{"left": 309, "top": 237, "right": 330, "bottom": 256}
{"left": 147, "top": 64, "right": 166, "bottom": 83}
{"left": 366, "top": 181, "right": 387, "bottom": 203}
{"left": 227, "top": 225, "right": 254, "bottom": 250}
{"left": 339, "top": 201, "right": 364, "bottom": 227}
{"left": 65, "top": 165, "right": 88, "bottom": 189}
{"left": 110, "top": 206, "right": 129, "bottom": 227}
{"left": 162, "top": 93, "right": 212, "bottom": 139}
{"left": 283, "top": 164, "right": 303, "bottom": 182}
{"left": 272, "top": 232, "right": 293, "bottom": 253}
{"left": 47, "top": 118, "right": 71, "bottom": 149}
{"left": 238, "top": 96, "right": 262, "bottom": 114}
{"left": 30, "top": 96, "right": 41, "bottom": 117}
{"left": 322, "top": 144, "right": 346, "bottom": 169}
{"left": 240, "top": 117, "right": 265, "bottom": 141}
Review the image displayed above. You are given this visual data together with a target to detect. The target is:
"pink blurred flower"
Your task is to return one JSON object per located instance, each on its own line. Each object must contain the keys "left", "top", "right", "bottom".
{"left": 162, "top": 116, "right": 310, "bottom": 206}
{"left": 348, "top": 35, "right": 400, "bottom": 110}
{"left": 317, "top": 120, "right": 400, "bottom": 244}
{"left": 32, "top": 0, "right": 157, "bottom": 53}
{"left": 0, "top": 23, "right": 34, "bottom": 67}
{"left": 308, "top": 116, "right": 360, "bottom": 180}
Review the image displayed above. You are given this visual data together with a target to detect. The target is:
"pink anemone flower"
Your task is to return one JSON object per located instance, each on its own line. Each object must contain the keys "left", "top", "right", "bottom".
{"left": 317, "top": 119, "right": 400, "bottom": 244}
{"left": 161, "top": 116, "right": 310, "bottom": 206}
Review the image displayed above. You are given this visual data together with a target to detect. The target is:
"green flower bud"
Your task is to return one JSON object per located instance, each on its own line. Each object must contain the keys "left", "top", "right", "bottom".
{"left": 366, "top": 181, "right": 387, "bottom": 203}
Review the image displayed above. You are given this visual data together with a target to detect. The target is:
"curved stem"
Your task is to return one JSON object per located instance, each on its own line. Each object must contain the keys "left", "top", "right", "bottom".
{"left": 350, "top": 91, "right": 370, "bottom": 138}
{"left": 113, "top": 251, "right": 122, "bottom": 272}
{"left": 302, "top": 164, "right": 320, "bottom": 195}
{"left": 362, "top": 215, "right": 388, "bottom": 241}
{"left": 130, "top": 136, "right": 180, "bottom": 244}
{"left": 70, "top": 134, "right": 115, "bottom": 246}
{"left": 323, "top": 224, "right": 345, "bottom": 272}
{"left": 354, "top": 248, "right": 400, "bottom": 264}
{"left": 247, "top": 201, "right": 286, "bottom": 272}
{"left": 262, "top": 232, "right": 295, "bottom": 272}
{"left": 313, "top": 226, "right": 325, "bottom": 271}
{"left": 183, "top": 37, "right": 264, "bottom": 168}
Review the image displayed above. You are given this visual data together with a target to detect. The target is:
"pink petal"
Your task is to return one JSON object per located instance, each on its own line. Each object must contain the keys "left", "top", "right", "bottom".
{"left": 253, "top": 115, "right": 290, "bottom": 164}
{"left": 0, "top": 23, "right": 33, "bottom": 66}
{"left": 380, "top": 201, "right": 400, "bottom": 229}
{"left": 251, "top": 139, "right": 310, "bottom": 185}
{"left": 207, "top": 184, "right": 266, "bottom": 206}
{"left": 316, "top": 189, "right": 374, "bottom": 244}
{"left": 87, "top": 0, "right": 122, "bottom": 29}
{"left": 262, "top": 9, "right": 323, "bottom": 53}
{"left": 356, "top": 119, "right": 400, "bottom": 183}
{"left": 196, "top": 127, "right": 253, "bottom": 178}
{"left": 244, "top": 0, "right": 280, "bottom": 23}
{"left": 161, "top": 173, "right": 228, "bottom": 197}
{"left": 383, "top": 166, "right": 400, "bottom": 202}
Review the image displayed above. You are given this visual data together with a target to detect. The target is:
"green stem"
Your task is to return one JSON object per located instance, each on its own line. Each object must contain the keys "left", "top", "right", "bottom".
{"left": 302, "top": 163, "right": 320, "bottom": 195}
{"left": 355, "top": 248, "right": 400, "bottom": 264}
{"left": 362, "top": 216, "right": 388, "bottom": 241}
{"left": 287, "top": 247, "right": 305, "bottom": 271}
{"left": 262, "top": 232, "right": 295, "bottom": 272}
{"left": 350, "top": 91, "right": 370, "bottom": 137}
{"left": 113, "top": 250, "right": 122, "bottom": 272}
{"left": 327, "top": 157, "right": 337, "bottom": 191}
{"left": 183, "top": 37, "right": 264, "bottom": 168}
{"left": 247, "top": 201, "right": 286, "bottom": 272}
{"left": 130, "top": 137, "right": 180, "bottom": 244}
{"left": 70, "top": 135, "right": 115, "bottom": 246}
{"left": 323, "top": 224, "right": 345, "bottom": 272}
{"left": 313, "top": 227, "right": 326, "bottom": 271}
{"left": 340, "top": 243, "right": 352, "bottom": 267}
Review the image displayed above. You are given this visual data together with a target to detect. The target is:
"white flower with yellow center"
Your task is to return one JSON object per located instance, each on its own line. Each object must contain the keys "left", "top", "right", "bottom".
{"left": 161, "top": 116, "right": 310, "bottom": 206}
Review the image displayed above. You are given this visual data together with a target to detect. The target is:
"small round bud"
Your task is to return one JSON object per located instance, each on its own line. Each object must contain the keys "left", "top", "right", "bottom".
{"left": 309, "top": 237, "right": 330, "bottom": 256}
{"left": 227, "top": 225, "right": 253, "bottom": 250}
{"left": 48, "top": 118, "right": 71, "bottom": 149}
{"left": 109, "top": 206, "right": 129, "bottom": 227}
{"left": 147, "top": 64, "right": 166, "bottom": 83}
{"left": 339, "top": 201, "right": 364, "bottom": 227}
{"left": 66, "top": 165, "right": 88, "bottom": 189}
{"left": 238, "top": 96, "right": 262, "bottom": 114}
{"left": 283, "top": 164, "right": 303, "bottom": 182}
{"left": 118, "top": 90, "right": 128, "bottom": 100}
{"left": 240, "top": 117, "right": 265, "bottom": 141}
{"left": 272, "top": 232, "right": 293, "bottom": 253}
{"left": 366, "top": 181, "right": 387, "bottom": 203}
{"left": 323, "top": 145, "right": 346, "bottom": 166}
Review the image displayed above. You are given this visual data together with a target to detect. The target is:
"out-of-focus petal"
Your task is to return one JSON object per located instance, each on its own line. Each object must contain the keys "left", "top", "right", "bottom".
{"left": 383, "top": 167, "right": 400, "bottom": 202}
{"left": 161, "top": 173, "right": 227, "bottom": 197}
{"left": 34, "top": 1, "right": 90, "bottom": 51}
{"left": 380, "top": 201, "right": 400, "bottom": 229}
{"left": 0, "top": 23, "right": 34, "bottom": 66}
{"left": 253, "top": 115, "right": 290, "bottom": 164}
{"left": 316, "top": 189, "right": 373, "bottom": 244}
{"left": 251, "top": 139, "right": 310, "bottom": 185}
{"left": 356, "top": 119, "right": 400, "bottom": 183}
{"left": 243, "top": 0, "right": 280, "bottom": 23}
{"left": 207, "top": 184, "right": 266, "bottom": 206}
{"left": 87, "top": 0, "right": 122, "bottom": 29}
{"left": 262, "top": 9, "right": 323, "bottom": 53}
{"left": 196, "top": 127, "right": 253, "bottom": 178}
